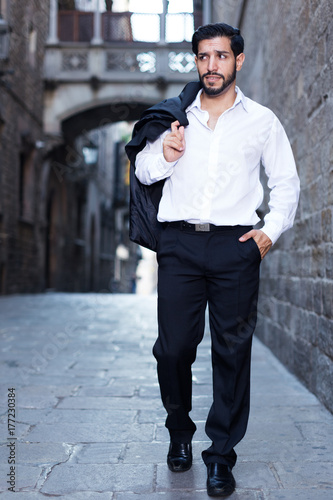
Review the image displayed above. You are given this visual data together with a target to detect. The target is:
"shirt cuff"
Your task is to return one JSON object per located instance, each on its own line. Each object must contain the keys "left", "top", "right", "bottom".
{"left": 260, "top": 221, "right": 282, "bottom": 246}
{"left": 156, "top": 153, "right": 178, "bottom": 173}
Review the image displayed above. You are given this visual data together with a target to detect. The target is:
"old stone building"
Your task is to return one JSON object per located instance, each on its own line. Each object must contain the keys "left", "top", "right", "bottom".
{"left": 0, "top": 0, "right": 140, "bottom": 294}
{"left": 0, "top": 0, "right": 50, "bottom": 293}
{"left": 213, "top": 0, "right": 333, "bottom": 412}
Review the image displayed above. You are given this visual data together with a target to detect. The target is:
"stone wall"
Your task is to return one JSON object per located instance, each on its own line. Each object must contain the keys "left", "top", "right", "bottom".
{"left": 213, "top": 0, "right": 333, "bottom": 412}
{"left": 0, "top": 1, "right": 137, "bottom": 294}
{"left": 0, "top": 0, "right": 50, "bottom": 293}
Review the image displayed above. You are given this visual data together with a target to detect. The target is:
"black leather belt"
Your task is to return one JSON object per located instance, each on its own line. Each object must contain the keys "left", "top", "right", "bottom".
{"left": 166, "top": 221, "right": 249, "bottom": 232}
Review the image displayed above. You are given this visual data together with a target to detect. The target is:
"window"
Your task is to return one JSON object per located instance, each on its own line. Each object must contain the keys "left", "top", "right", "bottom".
{"left": 75, "top": 0, "right": 106, "bottom": 11}
{"left": 129, "top": 0, "right": 197, "bottom": 43}
{"left": 166, "top": 7, "right": 194, "bottom": 42}
{"left": 129, "top": 0, "right": 162, "bottom": 42}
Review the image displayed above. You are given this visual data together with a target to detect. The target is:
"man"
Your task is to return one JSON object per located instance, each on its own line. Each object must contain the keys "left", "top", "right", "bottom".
{"left": 128, "top": 23, "right": 300, "bottom": 497}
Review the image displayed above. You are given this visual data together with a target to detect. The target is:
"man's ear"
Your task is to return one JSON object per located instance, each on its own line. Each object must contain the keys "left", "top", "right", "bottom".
{"left": 236, "top": 53, "right": 245, "bottom": 71}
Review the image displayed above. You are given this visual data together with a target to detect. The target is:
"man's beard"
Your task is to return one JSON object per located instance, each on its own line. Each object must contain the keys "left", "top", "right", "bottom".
{"left": 199, "top": 63, "right": 237, "bottom": 96}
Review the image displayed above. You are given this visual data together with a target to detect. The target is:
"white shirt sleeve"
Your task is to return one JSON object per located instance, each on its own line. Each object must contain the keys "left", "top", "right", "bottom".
{"left": 135, "top": 130, "right": 178, "bottom": 185}
{"left": 261, "top": 116, "right": 300, "bottom": 245}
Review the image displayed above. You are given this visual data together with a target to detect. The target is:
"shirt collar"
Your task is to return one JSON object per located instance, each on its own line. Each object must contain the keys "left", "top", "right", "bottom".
{"left": 186, "top": 86, "right": 249, "bottom": 113}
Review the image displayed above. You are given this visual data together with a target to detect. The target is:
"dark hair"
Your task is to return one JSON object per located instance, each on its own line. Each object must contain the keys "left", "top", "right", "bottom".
{"left": 192, "top": 23, "right": 244, "bottom": 58}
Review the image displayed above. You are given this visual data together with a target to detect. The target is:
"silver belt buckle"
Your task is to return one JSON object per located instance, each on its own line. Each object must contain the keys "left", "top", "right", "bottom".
{"left": 195, "top": 223, "right": 210, "bottom": 232}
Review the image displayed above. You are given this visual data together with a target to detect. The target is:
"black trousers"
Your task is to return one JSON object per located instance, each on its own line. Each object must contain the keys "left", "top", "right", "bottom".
{"left": 154, "top": 224, "right": 261, "bottom": 468}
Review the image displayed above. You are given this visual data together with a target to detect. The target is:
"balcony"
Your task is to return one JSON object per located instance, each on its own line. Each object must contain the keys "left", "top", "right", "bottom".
{"left": 56, "top": 10, "right": 203, "bottom": 44}
{"left": 43, "top": 2, "right": 210, "bottom": 135}
{"left": 45, "top": 8, "right": 204, "bottom": 83}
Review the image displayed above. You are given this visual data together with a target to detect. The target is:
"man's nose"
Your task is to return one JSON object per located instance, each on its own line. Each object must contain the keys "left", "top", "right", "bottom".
{"left": 207, "top": 56, "right": 218, "bottom": 72}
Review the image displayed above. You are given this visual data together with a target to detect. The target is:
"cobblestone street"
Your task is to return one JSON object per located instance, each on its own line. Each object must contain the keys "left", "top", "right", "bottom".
{"left": 0, "top": 293, "right": 332, "bottom": 499}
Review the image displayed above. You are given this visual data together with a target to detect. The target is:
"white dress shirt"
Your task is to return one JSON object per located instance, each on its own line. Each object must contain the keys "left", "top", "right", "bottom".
{"left": 135, "top": 87, "right": 300, "bottom": 244}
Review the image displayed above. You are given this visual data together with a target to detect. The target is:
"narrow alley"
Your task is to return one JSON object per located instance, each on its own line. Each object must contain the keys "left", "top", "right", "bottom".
{"left": 0, "top": 293, "right": 332, "bottom": 499}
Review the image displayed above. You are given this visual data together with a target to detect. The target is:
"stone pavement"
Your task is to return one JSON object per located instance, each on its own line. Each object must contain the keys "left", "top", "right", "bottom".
{"left": 0, "top": 293, "right": 332, "bottom": 499}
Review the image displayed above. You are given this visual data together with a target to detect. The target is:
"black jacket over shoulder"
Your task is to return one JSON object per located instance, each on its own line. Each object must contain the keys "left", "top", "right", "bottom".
{"left": 125, "top": 81, "right": 202, "bottom": 251}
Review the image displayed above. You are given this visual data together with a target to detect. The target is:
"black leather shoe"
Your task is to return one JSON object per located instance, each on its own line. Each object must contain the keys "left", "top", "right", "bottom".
{"left": 167, "top": 442, "right": 192, "bottom": 472}
{"left": 206, "top": 463, "right": 236, "bottom": 497}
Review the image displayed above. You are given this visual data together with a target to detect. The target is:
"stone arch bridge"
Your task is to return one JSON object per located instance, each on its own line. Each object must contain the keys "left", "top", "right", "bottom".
{"left": 44, "top": 44, "right": 199, "bottom": 141}
{"left": 43, "top": 0, "right": 213, "bottom": 140}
